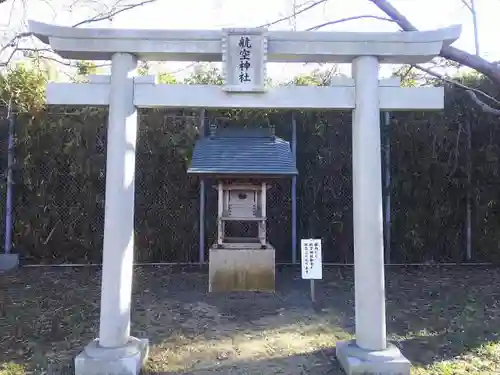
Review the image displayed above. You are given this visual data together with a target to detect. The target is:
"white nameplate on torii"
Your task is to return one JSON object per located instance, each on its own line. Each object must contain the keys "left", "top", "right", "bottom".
{"left": 222, "top": 28, "right": 267, "bottom": 93}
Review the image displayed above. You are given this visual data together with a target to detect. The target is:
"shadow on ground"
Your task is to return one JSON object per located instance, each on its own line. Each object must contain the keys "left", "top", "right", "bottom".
{"left": 142, "top": 348, "right": 343, "bottom": 375}
{"left": 1, "top": 265, "right": 500, "bottom": 374}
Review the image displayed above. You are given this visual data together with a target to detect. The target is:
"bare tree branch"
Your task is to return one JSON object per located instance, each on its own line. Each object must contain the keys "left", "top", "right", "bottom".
{"left": 303, "top": 1, "right": 500, "bottom": 116}
{"left": 370, "top": 0, "right": 500, "bottom": 85}
{"left": 24, "top": 47, "right": 111, "bottom": 70}
{"left": 1, "top": 0, "right": 160, "bottom": 72}
{"left": 72, "top": 0, "right": 158, "bottom": 27}
{"left": 258, "top": 0, "right": 328, "bottom": 28}
{"left": 369, "top": 0, "right": 500, "bottom": 115}
{"left": 459, "top": 0, "right": 472, "bottom": 12}
{"left": 466, "top": 91, "right": 500, "bottom": 115}
{"left": 414, "top": 64, "right": 500, "bottom": 115}
{"left": 400, "top": 65, "right": 414, "bottom": 83}
{"left": 414, "top": 64, "right": 500, "bottom": 105}
{"left": 0, "top": 31, "right": 33, "bottom": 57}
{"left": 1, "top": 38, "right": 20, "bottom": 68}
{"left": 4, "top": 0, "right": 23, "bottom": 28}
{"left": 306, "top": 15, "right": 395, "bottom": 30}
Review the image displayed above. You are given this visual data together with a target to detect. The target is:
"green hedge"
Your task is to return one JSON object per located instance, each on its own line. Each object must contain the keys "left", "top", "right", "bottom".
{"left": 3, "top": 79, "right": 500, "bottom": 264}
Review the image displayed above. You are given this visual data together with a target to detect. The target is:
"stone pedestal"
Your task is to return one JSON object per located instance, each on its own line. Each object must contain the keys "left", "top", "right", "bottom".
{"left": 336, "top": 340, "right": 410, "bottom": 375}
{"left": 75, "top": 337, "right": 149, "bottom": 375}
{"left": 209, "top": 244, "right": 275, "bottom": 292}
{"left": 0, "top": 253, "right": 19, "bottom": 271}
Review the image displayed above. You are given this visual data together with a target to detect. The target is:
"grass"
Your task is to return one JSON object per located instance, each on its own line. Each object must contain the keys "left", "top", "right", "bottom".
{"left": 1, "top": 266, "right": 500, "bottom": 374}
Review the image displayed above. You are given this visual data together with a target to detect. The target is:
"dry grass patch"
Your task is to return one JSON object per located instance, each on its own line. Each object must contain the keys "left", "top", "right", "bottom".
{"left": 1, "top": 266, "right": 500, "bottom": 374}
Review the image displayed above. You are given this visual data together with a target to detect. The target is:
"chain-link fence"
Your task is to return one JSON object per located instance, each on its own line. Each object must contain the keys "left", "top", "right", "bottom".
{"left": 12, "top": 109, "right": 107, "bottom": 263}
{"left": 135, "top": 110, "right": 200, "bottom": 262}
{"left": 3, "top": 105, "right": 500, "bottom": 264}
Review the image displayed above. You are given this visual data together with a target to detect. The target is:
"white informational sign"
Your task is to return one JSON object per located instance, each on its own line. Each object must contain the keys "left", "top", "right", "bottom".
{"left": 221, "top": 28, "right": 267, "bottom": 92}
{"left": 301, "top": 239, "right": 323, "bottom": 280}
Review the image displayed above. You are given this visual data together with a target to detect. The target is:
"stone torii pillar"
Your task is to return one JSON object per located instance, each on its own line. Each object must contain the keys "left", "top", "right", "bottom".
{"left": 83, "top": 53, "right": 148, "bottom": 374}
{"left": 98, "top": 52, "right": 140, "bottom": 349}
{"left": 338, "top": 55, "right": 403, "bottom": 373}
{"left": 28, "top": 20, "right": 461, "bottom": 375}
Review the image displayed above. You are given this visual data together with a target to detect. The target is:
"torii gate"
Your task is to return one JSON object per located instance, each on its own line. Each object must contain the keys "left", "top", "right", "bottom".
{"left": 29, "top": 21, "right": 461, "bottom": 375}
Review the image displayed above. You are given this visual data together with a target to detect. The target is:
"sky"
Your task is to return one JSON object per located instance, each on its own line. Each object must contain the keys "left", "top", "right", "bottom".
{"left": 1, "top": 0, "right": 499, "bottom": 81}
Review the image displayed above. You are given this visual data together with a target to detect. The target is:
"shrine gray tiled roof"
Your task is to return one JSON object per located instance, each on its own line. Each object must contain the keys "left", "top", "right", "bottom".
{"left": 187, "top": 128, "right": 298, "bottom": 176}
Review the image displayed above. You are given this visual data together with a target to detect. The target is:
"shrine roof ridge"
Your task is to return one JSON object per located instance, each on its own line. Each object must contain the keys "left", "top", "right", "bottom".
{"left": 210, "top": 127, "right": 276, "bottom": 139}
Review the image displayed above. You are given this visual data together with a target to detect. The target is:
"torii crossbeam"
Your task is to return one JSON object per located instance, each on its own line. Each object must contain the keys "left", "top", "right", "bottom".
{"left": 28, "top": 20, "right": 461, "bottom": 375}
{"left": 47, "top": 74, "right": 444, "bottom": 110}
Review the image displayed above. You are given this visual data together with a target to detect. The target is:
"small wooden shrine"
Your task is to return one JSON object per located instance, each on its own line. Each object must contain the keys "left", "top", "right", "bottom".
{"left": 188, "top": 124, "right": 298, "bottom": 292}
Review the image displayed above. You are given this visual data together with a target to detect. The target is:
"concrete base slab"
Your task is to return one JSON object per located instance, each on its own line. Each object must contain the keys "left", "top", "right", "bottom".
{"left": 0, "top": 253, "right": 19, "bottom": 271}
{"left": 336, "top": 340, "right": 410, "bottom": 375}
{"left": 209, "top": 244, "right": 275, "bottom": 292}
{"left": 75, "top": 337, "right": 149, "bottom": 375}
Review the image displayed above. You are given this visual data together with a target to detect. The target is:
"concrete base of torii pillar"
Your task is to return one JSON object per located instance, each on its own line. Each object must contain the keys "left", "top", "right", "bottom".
{"left": 336, "top": 341, "right": 410, "bottom": 375}
{"left": 0, "top": 253, "right": 19, "bottom": 271}
{"left": 75, "top": 338, "right": 149, "bottom": 375}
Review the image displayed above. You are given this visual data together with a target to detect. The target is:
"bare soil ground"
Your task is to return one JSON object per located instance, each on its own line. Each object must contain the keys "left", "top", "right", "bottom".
{"left": 1, "top": 266, "right": 500, "bottom": 375}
